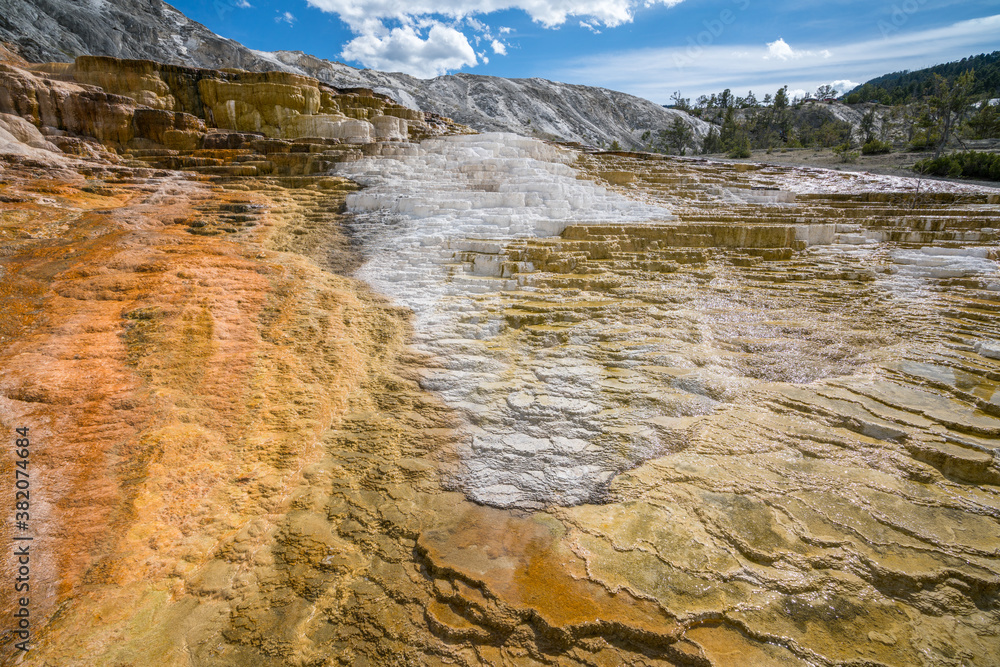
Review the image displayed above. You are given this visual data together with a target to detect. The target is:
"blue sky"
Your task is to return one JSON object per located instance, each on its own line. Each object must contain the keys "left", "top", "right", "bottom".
{"left": 169, "top": 0, "right": 1000, "bottom": 103}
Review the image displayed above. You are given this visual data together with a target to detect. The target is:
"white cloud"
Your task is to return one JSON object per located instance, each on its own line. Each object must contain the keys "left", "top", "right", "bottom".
{"left": 314, "top": 0, "right": 686, "bottom": 76}
{"left": 764, "top": 37, "right": 795, "bottom": 60}
{"left": 466, "top": 17, "right": 489, "bottom": 33}
{"left": 830, "top": 79, "right": 859, "bottom": 94}
{"left": 275, "top": 11, "right": 296, "bottom": 25}
{"left": 306, "top": 0, "right": 685, "bottom": 30}
{"left": 764, "top": 38, "right": 831, "bottom": 61}
{"left": 341, "top": 22, "right": 478, "bottom": 77}
{"left": 555, "top": 14, "right": 1000, "bottom": 102}
{"left": 235, "top": 0, "right": 252, "bottom": 7}
{"left": 579, "top": 20, "right": 601, "bottom": 33}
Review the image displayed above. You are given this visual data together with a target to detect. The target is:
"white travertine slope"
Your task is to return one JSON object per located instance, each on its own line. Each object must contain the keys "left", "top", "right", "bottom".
{"left": 338, "top": 134, "right": 676, "bottom": 508}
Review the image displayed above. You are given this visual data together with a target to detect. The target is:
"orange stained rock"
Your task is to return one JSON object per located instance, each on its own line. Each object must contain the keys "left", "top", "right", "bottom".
{"left": 1, "top": 188, "right": 152, "bottom": 624}
{"left": 0, "top": 164, "right": 377, "bottom": 664}
{"left": 419, "top": 502, "right": 681, "bottom": 641}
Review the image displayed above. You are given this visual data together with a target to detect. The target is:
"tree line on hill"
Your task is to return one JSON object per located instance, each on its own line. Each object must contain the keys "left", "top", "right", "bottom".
{"left": 843, "top": 51, "right": 1000, "bottom": 105}
{"left": 643, "top": 51, "right": 1000, "bottom": 181}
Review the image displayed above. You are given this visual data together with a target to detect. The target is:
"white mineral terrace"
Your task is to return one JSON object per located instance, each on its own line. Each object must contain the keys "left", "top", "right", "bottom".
{"left": 338, "top": 133, "right": 1000, "bottom": 509}
{"left": 338, "top": 134, "right": 679, "bottom": 507}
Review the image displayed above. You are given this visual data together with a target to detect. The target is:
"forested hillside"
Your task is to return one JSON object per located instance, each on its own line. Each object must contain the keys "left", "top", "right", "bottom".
{"left": 845, "top": 51, "right": 1000, "bottom": 104}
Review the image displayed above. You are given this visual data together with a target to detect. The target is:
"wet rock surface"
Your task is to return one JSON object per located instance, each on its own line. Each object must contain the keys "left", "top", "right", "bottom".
{"left": 0, "top": 57, "right": 999, "bottom": 667}
{"left": 336, "top": 138, "right": 1000, "bottom": 664}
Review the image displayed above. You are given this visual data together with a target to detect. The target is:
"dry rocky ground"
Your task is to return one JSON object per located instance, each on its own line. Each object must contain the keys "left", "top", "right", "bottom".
{"left": 0, "top": 52, "right": 999, "bottom": 667}
{"left": 704, "top": 139, "right": 1000, "bottom": 185}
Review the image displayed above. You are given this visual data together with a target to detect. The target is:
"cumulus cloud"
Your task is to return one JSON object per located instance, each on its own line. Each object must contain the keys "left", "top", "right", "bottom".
{"left": 311, "top": 0, "right": 685, "bottom": 77}
{"left": 555, "top": 14, "right": 1000, "bottom": 102}
{"left": 830, "top": 79, "right": 860, "bottom": 94}
{"left": 307, "top": 0, "right": 685, "bottom": 30}
{"left": 341, "top": 22, "right": 478, "bottom": 77}
{"left": 764, "top": 38, "right": 833, "bottom": 62}
{"left": 764, "top": 37, "right": 795, "bottom": 60}
{"left": 275, "top": 11, "right": 296, "bottom": 25}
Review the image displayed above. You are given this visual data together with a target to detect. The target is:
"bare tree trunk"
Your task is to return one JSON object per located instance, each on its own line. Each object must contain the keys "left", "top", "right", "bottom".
{"left": 934, "top": 110, "right": 953, "bottom": 159}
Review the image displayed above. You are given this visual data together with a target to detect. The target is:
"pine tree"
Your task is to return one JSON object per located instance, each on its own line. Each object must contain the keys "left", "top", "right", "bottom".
{"left": 720, "top": 107, "right": 738, "bottom": 149}
{"left": 929, "top": 70, "right": 975, "bottom": 158}
{"left": 701, "top": 127, "right": 722, "bottom": 154}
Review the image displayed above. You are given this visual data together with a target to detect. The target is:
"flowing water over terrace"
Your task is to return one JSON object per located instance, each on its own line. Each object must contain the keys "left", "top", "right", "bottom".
{"left": 339, "top": 136, "right": 1000, "bottom": 505}
{"left": 334, "top": 135, "right": 1000, "bottom": 664}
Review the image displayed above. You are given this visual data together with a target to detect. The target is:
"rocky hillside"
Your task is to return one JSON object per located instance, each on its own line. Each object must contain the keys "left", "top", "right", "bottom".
{"left": 0, "top": 0, "right": 279, "bottom": 71}
{"left": 0, "top": 0, "right": 710, "bottom": 150}
{"left": 260, "top": 50, "right": 713, "bottom": 150}
{"left": 0, "top": 54, "right": 465, "bottom": 171}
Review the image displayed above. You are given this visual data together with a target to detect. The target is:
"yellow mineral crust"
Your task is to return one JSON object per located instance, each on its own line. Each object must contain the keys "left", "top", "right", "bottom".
{"left": 68, "top": 56, "right": 421, "bottom": 142}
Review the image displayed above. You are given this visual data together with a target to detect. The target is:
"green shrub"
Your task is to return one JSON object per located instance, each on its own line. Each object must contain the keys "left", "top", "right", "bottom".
{"left": 913, "top": 151, "right": 1000, "bottom": 181}
{"left": 861, "top": 139, "right": 892, "bottom": 155}
{"left": 965, "top": 103, "right": 1000, "bottom": 139}
{"left": 833, "top": 142, "right": 859, "bottom": 163}
{"left": 800, "top": 120, "right": 852, "bottom": 148}
{"left": 727, "top": 133, "right": 751, "bottom": 158}
{"left": 701, "top": 127, "right": 722, "bottom": 154}
{"left": 908, "top": 127, "right": 939, "bottom": 151}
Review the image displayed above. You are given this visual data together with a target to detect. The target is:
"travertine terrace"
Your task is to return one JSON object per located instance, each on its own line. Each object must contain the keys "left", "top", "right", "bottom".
{"left": 1, "top": 54, "right": 1000, "bottom": 667}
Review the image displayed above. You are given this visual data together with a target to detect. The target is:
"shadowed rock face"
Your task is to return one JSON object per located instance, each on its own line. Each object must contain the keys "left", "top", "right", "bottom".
{"left": 1, "top": 53, "right": 1000, "bottom": 667}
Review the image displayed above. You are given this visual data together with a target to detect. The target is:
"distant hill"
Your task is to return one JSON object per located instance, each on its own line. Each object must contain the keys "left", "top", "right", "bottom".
{"left": 844, "top": 51, "right": 1000, "bottom": 104}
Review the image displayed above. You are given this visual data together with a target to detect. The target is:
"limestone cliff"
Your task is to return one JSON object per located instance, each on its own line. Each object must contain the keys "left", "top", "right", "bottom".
{"left": 0, "top": 56, "right": 466, "bottom": 177}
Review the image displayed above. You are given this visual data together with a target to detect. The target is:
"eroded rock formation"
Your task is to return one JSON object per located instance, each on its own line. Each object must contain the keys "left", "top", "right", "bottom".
{"left": 0, "top": 55, "right": 464, "bottom": 164}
